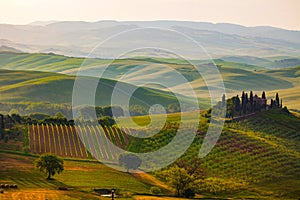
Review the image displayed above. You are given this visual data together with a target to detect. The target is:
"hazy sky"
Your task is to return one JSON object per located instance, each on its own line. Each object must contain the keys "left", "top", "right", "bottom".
{"left": 1, "top": 0, "right": 299, "bottom": 30}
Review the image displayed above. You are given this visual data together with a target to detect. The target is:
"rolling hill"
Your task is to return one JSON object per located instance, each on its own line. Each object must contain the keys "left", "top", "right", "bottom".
{"left": 0, "top": 52, "right": 299, "bottom": 110}
{"left": 128, "top": 109, "right": 300, "bottom": 199}
{"left": 0, "top": 68, "right": 207, "bottom": 116}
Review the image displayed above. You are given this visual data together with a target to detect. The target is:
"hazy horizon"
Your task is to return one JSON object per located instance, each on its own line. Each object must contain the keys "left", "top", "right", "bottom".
{"left": 1, "top": 0, "right": 299, "bottom": 30}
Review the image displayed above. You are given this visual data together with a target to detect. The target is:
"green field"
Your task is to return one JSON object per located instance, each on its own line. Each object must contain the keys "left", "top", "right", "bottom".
{"left": 0, "top": 52, "right": 299, "bottom": 110}
{"left": 1, "top": 109, "right": 299, "bottom": 199}
{"left": 0, "top": 151, "right": 172, "bottom": 199}
{"left": 0, "top": 51, "right": 300, "bottom": 199}
{"left": 128, "top": 109, "right": 300, "bottom": 199}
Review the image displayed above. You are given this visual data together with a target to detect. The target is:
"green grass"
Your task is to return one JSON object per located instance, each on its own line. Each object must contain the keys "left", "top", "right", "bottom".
{"left": 0, "top": 151, "right": 168, "bottom": 199}
{"left": 1, "top": 52, "right": 299, "bottom": 110}
{"left": 1, "top": 109, "right": 299, "bottom": 199}
{"left": 128, "top": 109, "right": 300, "bottom": 199}
{"left": 0, "top": 68, "right": 205, "bottom": 110}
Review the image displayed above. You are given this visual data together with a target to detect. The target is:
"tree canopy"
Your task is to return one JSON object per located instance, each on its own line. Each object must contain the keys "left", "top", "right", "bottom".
{"left": 164, "top": 166, "right": 194, "bottom": 196}
{"left": 119, "top": 154, "right": 142, "bottom": 172}
{"left": 35, "top": 154, "right": 64, "bottom": 179}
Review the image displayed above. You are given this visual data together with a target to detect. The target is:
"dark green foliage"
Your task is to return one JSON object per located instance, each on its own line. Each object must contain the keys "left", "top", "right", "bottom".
{"left": 162, "top": 166, "right": 194, "bottom": 196}
{"left": 4, "top": 135, "right": 9, "bottom": 143}
{"left": 262, "top": 91, "right": 266, "bottom": 99}
{"left": 0, "top": 128, "right": 4, "bottom": 140}
{"left": 150, "top": 186, "right": 161, "bottom": 195}
{"left": 35, "top": 154, "right": 64, "bottom": 179}
{"left": 221, "top": 91, "right": 283, "bottom": 118}
{"left": 11, "top": 114, "right": 21, "bottom": 123}
{"left": 276, "top": 93, "right": 280, "bottom": 108}
{"left": 184, "top": 188, "right": 195, "bottom": 198}
{"left": 28, "top": 113, "right": 51, "bottom": 120}
{"left": 102, "top": 106, "right": 124, "bottom": 118}
{"left": 98, "top": 116, "right": 115, "bottom": 127}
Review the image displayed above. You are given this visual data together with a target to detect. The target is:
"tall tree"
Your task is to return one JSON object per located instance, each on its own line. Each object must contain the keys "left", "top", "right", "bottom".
{"left": 241, "top": 91, "right": 245, "bottom": 107}
{"left": 249, "top": 91, "right": 253, "bottom": 111}
{"left": 222, "top": 94, "right": 226, "bottom": 108}
{"left": 235, "top": 95, "right": 241, "bottom": 114}
{"left": 276, "top": 93, "right": 280, "bottom": 108}
{"left": 245, "top": 93, "right": 249, "bottom": 104}
{"left": 270, "top": 99, "right": 274, "bottom": 109}
{"left": 262, "top": 91, "right": 266, "bottom": 99}
{"left": 35, "top": 154, "right": 64, "bottom": 179}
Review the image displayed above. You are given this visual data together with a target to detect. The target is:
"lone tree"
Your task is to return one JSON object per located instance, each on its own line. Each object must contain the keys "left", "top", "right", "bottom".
{"left": 164, "top": 166, "right": 194, "bottom": 196}
{"left": 119, "top": 154, "right": 142, "bottom": 172}
{"left": 35, "top": 154, "right": 64, "bottom": 179}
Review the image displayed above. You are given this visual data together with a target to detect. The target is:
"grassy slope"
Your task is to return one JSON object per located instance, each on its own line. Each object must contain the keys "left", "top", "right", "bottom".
{"left": 0, "top": 151, "right": 170, "bottom": 199}
{"left": 0, "top": 109, "right": 299, "bottom": 199}
{"left": 128, "top": 109, "right": 300, "bottom": 199}
{"left": 0, "top": 52, "right": 299, "bottom": 110}
{"left": 0, "top": 69, "right": 203, "bottom": 109}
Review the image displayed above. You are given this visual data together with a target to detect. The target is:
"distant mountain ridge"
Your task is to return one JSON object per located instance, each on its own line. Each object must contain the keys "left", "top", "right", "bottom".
{"left": 0, "top": 20, "right": 299, "bottom": 59}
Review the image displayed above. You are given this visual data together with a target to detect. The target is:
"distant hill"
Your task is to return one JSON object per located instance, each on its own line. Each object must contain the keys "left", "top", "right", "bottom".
{"left": 221, "top": 56, "right": 300, "bottom": 69}
{"left": 0, "top": 45, "right": 22, "bottom": 53}
{"left": 0, "top": 20, "right": 299, "bottom": 58}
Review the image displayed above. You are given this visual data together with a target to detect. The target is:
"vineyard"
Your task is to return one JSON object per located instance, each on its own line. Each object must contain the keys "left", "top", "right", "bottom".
{"left": 28, "top": 124, "right": 129, "bottom": 161}
{"left": 129, "top": 109, "right": 300, "bottom": 198}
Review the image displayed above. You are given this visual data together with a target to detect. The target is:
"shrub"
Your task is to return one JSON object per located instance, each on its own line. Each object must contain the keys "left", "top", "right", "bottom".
{"left": 150, "top": 186, "right": 161, "bottom": 195}
{"left": 184, "top": 188, "right": 195, "bottom": 198}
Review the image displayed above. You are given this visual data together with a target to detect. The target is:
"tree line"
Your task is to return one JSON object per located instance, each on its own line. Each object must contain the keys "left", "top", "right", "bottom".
{"left": 215, "top": 91, "right": 284, "bottom": 118}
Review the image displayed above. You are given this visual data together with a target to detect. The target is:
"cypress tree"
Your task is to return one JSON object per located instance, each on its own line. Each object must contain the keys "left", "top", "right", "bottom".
{"left": 270, "top": 99, "right": 273, "bottom": 109}
{"left": 222, "top": 94, "right": 226, "bottom": 107}
{"left": 250, "top": 91, "right": 253, "bottom": 111}
{"left": 276, "top": 93, "right": 280, "bottom": 108}
{"left": 262, "top": 91, "right": 266, "bottom": 99}
{"left": 245, "top": 93, "right": 248, "bottom": 103}
{"left": 245, "top": 93, "right": 249, "bottom": 113}
{"left": 235, "top": 95, "right": 241, "bottom": 114}
{"left": 241, "top": 91, "right": 245, "bottom": 107}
